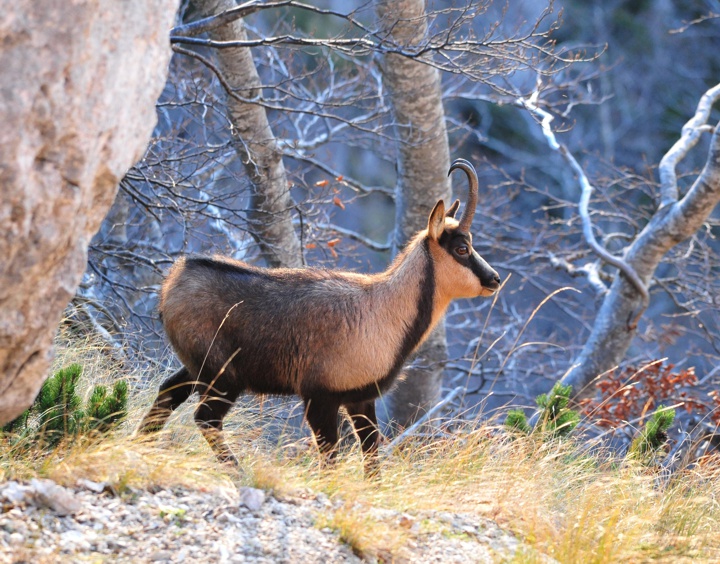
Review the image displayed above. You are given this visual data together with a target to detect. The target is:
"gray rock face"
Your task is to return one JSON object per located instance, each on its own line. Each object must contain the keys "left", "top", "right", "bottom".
{"left": 0, "top": 1, "right": 178, "bottom": 424}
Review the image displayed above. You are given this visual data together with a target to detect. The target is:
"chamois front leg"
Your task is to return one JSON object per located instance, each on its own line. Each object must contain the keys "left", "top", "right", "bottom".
{"left": 346, "top": 400, "right": 381, "bottom": 476}
{"left": 304, "top": 396, "right": 341, "bottom": 463}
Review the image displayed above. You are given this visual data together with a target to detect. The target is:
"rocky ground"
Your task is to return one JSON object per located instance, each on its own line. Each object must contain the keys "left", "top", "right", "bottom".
{"left": 0, "top": 479, "right": 551, "bottom": 563}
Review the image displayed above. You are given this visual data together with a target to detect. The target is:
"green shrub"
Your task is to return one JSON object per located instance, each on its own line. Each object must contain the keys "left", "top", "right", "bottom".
{"left": 504, "top": 382, "right": 580, "bottom": 438}
{"left": 1, "top": 363, "right": 128, "bottom": 446}
{"left": 505, "top": 409, "right": 532, "bottom": 434}
{"left": 86, "top": 380, "right": 129, "bottom": 432}
{"left": 536, "top": 383, "right": 580, "bottom": 437}
{"left": 35, "top": 363, "right": 85, "bottom": 443}
{"left": 628, "top": 405, "right": 675, "bottom": 463}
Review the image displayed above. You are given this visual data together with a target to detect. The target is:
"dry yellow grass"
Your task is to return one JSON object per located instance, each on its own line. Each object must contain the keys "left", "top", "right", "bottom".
{"left": 3, "top": 332, "right": 720, "bottom": 563}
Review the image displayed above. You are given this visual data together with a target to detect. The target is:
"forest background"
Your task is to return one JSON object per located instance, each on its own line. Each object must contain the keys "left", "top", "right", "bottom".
{"left": 6, "top": 0, "right": 720, "bottom": 458}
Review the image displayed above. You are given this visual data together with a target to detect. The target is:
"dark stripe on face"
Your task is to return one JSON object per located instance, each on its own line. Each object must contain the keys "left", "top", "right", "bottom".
{"left": 318, "top": 239, "right": 436, "bottom": 405}
{"left": 438, "top": 228, "right": 473, "bottom": 270}
{"left": 438, "top": 228, "right": 497, "bottom": 288}
{"left": 469, "top": 252, "right": 494, "bottom": 286}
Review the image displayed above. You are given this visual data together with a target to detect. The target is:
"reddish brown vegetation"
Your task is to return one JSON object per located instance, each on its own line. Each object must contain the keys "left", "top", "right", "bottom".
{"left": 579, "top": 361, "right": 719, "bottom": 427}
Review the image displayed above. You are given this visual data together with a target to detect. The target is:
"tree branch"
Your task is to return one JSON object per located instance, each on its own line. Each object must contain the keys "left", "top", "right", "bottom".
{"left": 171, "top": 45, "right": 392, "bottom": 139}
{"left": 522, "top": 93, "right": 649, "bottom": 311}
{"left": 665, "top": 118, "right": 720, "bottom": 241}
{"left": 548, "top": 253, "right": 609, "bottom": 297}
{"left": 172, "top": 0, "right": 373, "bottom": 38}
{"left": 172, "top": 0, "right": 288, "bottom": 37}
{"left": 315, "top": 223, "right": 391, "bottom": 252}
{"left": 658, "top": 83, "right": 720, "bottom": 207}
{"left": 559, "top": 86, "right": 720, "bottom": 397}
{"left": 284, "top": 154, "right": 395, "bottom": 197}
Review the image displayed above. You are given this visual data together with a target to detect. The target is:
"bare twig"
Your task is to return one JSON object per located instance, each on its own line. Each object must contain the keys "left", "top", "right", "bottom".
{"left": 171, "top": 45, "right": 391, "bottom": 139}
{"left": 669, "top": 12, "right": 720, "bottom": 35}
{"left": 284, "top": 154, "right": 394, "bottom": 197}
{"left": 172, "top": 1, "right": 288, "bottom": 37}
{"left": 169, "top": 1, "right": 586, "bottom": 87}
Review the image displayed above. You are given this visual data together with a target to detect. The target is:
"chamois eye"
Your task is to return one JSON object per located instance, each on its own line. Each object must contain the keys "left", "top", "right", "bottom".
{"left": 455, "top": 245, "right": 469, "bottom": 256}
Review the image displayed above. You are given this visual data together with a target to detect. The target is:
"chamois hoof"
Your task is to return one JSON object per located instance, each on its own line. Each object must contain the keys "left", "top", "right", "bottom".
{"left": 216, "top": 451, "right": 240, "bottom": 467}
{"left": 363, "top": 460, "right": 381, "bottom": 479}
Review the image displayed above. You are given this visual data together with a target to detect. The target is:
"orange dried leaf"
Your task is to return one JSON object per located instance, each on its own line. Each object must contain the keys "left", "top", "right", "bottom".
{"left": 315, "top": 179, "right": 329, "bottom": 187}
{"left": 327, "top": 238, "right": 341, "bottom": 247}
{"left": 305, "top": 243, "right": 317, "bottom": 249}
{"left": 332, "top": 196, "right": 346, "bottom": 210}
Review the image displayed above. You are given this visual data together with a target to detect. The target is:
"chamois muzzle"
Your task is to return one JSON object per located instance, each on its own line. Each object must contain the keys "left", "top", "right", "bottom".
{"left": 448, "top": 158, "right": 478, "bottom": 233}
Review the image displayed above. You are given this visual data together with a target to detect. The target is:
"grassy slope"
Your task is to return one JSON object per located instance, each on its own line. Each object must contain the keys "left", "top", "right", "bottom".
{"left": 2, "top": 335, "right": 720, "bottom": 563}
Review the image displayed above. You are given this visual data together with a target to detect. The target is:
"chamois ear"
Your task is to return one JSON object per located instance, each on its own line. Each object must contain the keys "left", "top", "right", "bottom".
{"left": 445, "top": 199, "right": 460, "bottom": 218}
{"left": 427, "top": 200, "right": 446, "bottom": 241}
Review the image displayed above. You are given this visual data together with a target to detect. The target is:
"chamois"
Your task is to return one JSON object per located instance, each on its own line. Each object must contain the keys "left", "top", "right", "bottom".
{"left": 139, "top": 158, "right": 501, "bottom": 468}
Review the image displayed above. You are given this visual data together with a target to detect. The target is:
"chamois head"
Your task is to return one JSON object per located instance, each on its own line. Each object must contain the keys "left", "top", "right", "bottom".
{"left": 427, "top": 158, "right": 501, "bottom": 300}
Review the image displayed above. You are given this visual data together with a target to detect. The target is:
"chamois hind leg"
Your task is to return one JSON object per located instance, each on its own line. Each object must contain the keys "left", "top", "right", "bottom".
{"left": 194, "top": 380, "right": 243, "bottom": 466}
{"left": 345, "top": 400, "right": 381, "bottom": 475}
{"left": 139, "top": 366, "right": 195, "bottom": 434}
{"left": 304, "top": 396, "right": 341, "bottom": 462}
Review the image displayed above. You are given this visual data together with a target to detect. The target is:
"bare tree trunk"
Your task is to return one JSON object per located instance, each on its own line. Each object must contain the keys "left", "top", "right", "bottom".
{"left": 188, "top": 0, "right": 302, "bottom": 268}
{"left": 375, "top": 0, "right": 452, "bottom": 427}
{"left": 562, "top": 87, "right": 720, "bottom": 395}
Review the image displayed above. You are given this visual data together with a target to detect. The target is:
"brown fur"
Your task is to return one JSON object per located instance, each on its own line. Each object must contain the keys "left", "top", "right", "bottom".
{"left": 139, "top": 160, "right": 501, "bottom": 471}
{"left": 159, "top": 236, "right": 431, "bottom": 395}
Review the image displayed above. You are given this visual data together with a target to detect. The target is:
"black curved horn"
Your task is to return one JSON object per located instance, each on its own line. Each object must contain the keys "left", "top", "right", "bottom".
{"left": 448, "top": 158, "right": 478, "bottom": 233}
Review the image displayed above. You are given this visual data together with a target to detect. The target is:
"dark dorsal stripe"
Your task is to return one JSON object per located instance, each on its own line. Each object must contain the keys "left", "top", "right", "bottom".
{"left": 322, "top": 239, "right": 435, "bottom": 405}
{"left": 185, "top": 256, "right": 267, "bottom": 279}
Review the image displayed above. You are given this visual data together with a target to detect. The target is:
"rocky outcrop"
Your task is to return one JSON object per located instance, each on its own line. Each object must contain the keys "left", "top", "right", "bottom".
{"left": 0, "top": 1, "right": 178, "bottom": 424}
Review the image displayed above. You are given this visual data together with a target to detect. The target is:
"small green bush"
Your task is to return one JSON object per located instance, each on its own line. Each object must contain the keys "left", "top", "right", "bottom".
{"left": 505, "top": 409, "right": 532, "bottom": 434}
{"left": 1, "top": 363, "right": 128, "bottom": 446}
{"left": 536, "top": 383, "right": 580, "bottom": 437}
{"left": 504, "top": 382, "right": 580, "bottom": 438}
{"left": 35, "top": 363, "right": 85, "bottom": 443}
{"left": 628, "top": 405, "right": 675, "bottom": 463}
{"left": 86, "top": 380, "right": 129, "bottom": 433}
